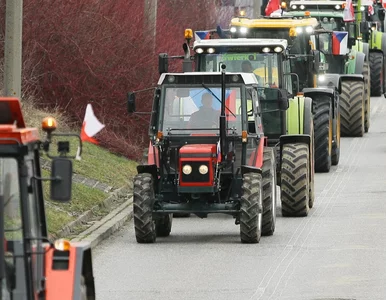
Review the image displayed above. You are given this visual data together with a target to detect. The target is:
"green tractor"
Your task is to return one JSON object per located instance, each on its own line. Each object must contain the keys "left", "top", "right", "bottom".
{"left": 354, "top": 0, "right": 386, "bottom": 96}
{"left": 228, "top": 16, "right": 340, "bottom": 172}
{"left": 287, "top": 0, "right": 371, "bottom": 134}
{"left": 159, "top": 37, "right": 315, "bottom": 216}
{"left": 128, "top": 70, "right": 284, "bottom": 243}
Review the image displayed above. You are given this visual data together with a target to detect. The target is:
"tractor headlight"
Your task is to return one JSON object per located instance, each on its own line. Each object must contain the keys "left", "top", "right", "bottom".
{"left": 292, "top": 4, "right": 297, "bottom": 9}
{"left": 322, "top": 17, "right": 328, "bottom": 23}
{"left": 318, "top": 75, "right": 326, "bottom": 82}
{"left": 300, "top": 4, "right": 305, "bottom": 9}
{"left": 240, "top": 27, "right": 248, "bottom": 34}
{"left": 199, "top": 165, "right": 209, "bottom": 175}
{"left": 195, "top": 48, "right": 204, "bottom": 54}
{"left": 306, "top": 26, "right": 313, "bottom": 33}
{"left": 230, "top": 27, "right": 237, "bottom": 33}
{"left": 182, "top": 165, "right": 192, "bottom": 175}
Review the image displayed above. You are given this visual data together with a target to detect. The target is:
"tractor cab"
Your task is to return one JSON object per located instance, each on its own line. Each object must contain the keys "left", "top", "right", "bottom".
{"left": 0, "top": 97, "right": 95, "bottom": 300}
{"left": 128, "top": 70, "right": 285, "bottom": 243}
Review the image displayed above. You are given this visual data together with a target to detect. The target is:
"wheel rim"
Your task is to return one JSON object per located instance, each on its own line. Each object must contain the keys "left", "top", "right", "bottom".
{"left": 329, "top": 118, "right": 332, "bottom": 156}
{"left": 271, "top": 158, "right": 276, "bottom": 227}
{"left": 258, "top": 187, "right": 263, "bottom": 235}
{"left": 336, "top": 113, "right": 340, "bottom": 148}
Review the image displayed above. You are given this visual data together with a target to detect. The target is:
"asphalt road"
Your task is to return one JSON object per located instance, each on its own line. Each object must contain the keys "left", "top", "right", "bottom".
{"left": 93, "top": 96, "right": 386, "bottom": 300}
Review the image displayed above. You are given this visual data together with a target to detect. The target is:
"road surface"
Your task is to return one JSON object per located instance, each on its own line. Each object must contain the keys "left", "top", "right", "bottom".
{"left": 93, "top": 96, "right": 386, "bottom": 300}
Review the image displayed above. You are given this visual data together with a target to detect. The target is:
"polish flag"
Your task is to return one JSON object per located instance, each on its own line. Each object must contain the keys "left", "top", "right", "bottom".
{"left": 80, "top": 104, "right": 105, "bottom": 144}
{"left": 343, "top": 0, "right": 355, "bottom": 22}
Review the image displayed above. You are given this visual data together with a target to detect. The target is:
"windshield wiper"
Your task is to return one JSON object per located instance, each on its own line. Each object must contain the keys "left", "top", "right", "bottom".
{"left": 201, "top": 83, "right": 237, "bottom": 118}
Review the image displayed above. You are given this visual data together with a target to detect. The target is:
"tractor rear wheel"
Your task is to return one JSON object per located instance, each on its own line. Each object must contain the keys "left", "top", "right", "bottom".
{"left": 363, "top": 62, "right": 371, "bottom": 132}
{"left": 340, "top": 80, "right": 365, "bottom": 137}
{"left": 240, "top": 172, "right": 263, "bottom": 243}
{"left": 156, "top": 214, "right": 173, "bottom": 237}
{"left": 281, "top": 143, "right": 310, "bottom": 217}
{"left": 313, "top": 96, "right": 332, "bottom": 172}
{"left": 133, "top": 173, "right": 156, "bottom": 243}
{"left": 370, "top": 51, "right": 384, "bottom": 96}
{"left": 262, "top": 148, "right": 277, "bottom": 236}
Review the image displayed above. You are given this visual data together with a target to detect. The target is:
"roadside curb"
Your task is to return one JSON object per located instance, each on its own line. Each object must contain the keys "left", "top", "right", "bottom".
{"left": 71, "top": 197, "right": 134, "bottom": 249}
{"left": 51, "top": 183, "right": 133, "bottom": 240}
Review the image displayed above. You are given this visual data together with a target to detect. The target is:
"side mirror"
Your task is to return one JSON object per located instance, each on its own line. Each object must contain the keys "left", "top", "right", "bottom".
{"left": 310, "top": 50, "right": 320, "bottom": 74}
{"left": 278, "top": 89, "right": 290, "bottom": 110}
{"left": 348, "top": 23, "right": 357, "bottom": 48}
{"left": 360, "top": 21, "right": 369, "bottom": 34}
{"left": 127, "top": 92, "right": 136, "bottom": 113}
{"left": 159, "top": 53, "right": 168, "bottom": 74}
{"left": 50, "top": 158, "right": 73, "bottom": 202}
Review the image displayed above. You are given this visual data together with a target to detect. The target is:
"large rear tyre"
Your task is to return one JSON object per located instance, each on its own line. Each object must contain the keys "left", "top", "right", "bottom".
{"left": 156, "top": 214, "right": 173, "bottom": 237}
{"left": 313, "top": 96, "right": 332, "bottom": 172}
{"left": 240, "top": 173, "right": 263, "bottom": 243}
{"left": 363, "top": 62, "right": 371, "bottom": 132}
{"left": 262, "top": 148, "right": 277, "bottom": 236}
{"left": 281, "top": 143, "right": 310, "bottom": 217}
{"left": 340, "top": 80, "right": 365, "bottom": 137}
{"left": 370, "top": 51, "right": 384, "bottom": 96}
{"left": 133, "top": 173, "right": 156, "bottom": 243}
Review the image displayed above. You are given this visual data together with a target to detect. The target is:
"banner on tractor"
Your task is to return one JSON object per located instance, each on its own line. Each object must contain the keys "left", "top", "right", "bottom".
{"left": 332, "top": 31, "right": 348, "bottom": 55}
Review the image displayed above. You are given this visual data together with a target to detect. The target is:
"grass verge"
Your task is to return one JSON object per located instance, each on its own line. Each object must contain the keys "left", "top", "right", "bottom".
{"left": 21, "top": 98, "right": 138, "bottom": 237}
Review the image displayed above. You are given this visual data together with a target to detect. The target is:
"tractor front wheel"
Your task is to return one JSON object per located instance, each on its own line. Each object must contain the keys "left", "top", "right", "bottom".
{"left": 240, "top": 172, "right": 263, "bottom": 243}
{"left": 156, "top": 214, "right": 173, "bottom": 237}
{"left": 133, "top": 173, "right": 156, "bottom": 243}
{"left": 281, "top": 143, "right": 310, "bottom": 217}
{"left": 340, "top": 80, "right": 365, "bottom": 137}
{"left": 262, "top": 148, "right": 277, "bottom": 236}
{"left": 370, "top": 51, "right": 384, "bottom": 96}
{"left": 313, "top": 96, "right": 332, "bottom": 172}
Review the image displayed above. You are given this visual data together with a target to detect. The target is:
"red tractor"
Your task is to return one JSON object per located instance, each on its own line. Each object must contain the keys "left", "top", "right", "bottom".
{"left": 0, "top": 97, "right": 95, "bottom": 299}
{"left": 128, "top": 66, "right": 289, "bottom": 243}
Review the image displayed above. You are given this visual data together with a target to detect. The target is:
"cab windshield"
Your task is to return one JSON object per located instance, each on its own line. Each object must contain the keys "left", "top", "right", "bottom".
{"left": 198, "top": 53, "right": 280, "bottom": 88}
{"left": 161, "top": 86, "right": 243, "bottom": 135}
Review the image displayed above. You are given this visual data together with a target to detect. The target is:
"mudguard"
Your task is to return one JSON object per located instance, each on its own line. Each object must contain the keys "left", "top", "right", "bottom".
{"left": 339, "top": 74, "right": 364, "bottom": 82}
{"left": 302, "top": 87, "right": 336, "bottom": 115}
{"left": 286, "top": 96, "right": 305, "bottom": 135}
{"left": 137, "top": 164, "right": 158, "bottom": 181}
{"left": 354, "top": 51, "right": 366, "bottom": 74}
{"left": 279, "top": 134, "right": 312, "bottom": 181}
{"left": 45, "top": 242, "right": 96, "bottom": 300}
{"left": 240, "top": 165, "right": 262, "bottom": 176}
{"left": 316, "top": 73, "right": 342, "bottom": 94}
{"left": 303, "top": 97, "right": 313, "bottom": 135}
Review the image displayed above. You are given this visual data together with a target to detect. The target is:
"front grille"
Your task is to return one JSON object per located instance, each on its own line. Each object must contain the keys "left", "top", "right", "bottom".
{"left": 181, "top": 161, "right": 210, "bottom": 183}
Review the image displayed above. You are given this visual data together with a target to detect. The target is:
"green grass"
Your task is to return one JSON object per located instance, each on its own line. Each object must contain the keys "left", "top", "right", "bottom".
{"left": 72, "top": 142, "right": 138, "bottom": 187}
{"left": 42, "top": 170, "right": 107, "bottom": 236}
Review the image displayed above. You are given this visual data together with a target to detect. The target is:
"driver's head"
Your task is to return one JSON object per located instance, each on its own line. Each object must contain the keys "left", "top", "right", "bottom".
{"left": 241, "top": 60, "right": 253, "bottom": 72}
{"left": 201, "top": 93, "right": 213, "bottom": 108}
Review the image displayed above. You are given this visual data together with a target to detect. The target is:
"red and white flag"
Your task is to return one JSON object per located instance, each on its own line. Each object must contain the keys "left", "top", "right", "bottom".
{"left": 80, "top": 104, "right": 105, "bottom": 144}
{"left": 343, "top": 0, "right": 355, "bottom": 22}
{"left": 368, "top": 5, "right": 374, "bottom": 15}
{"left": 265, "top": 0, "right": 280, "bottom": 16}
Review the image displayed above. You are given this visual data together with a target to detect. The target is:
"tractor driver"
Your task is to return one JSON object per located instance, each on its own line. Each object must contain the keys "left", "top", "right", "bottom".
{"left": 188, "top": 93, "right": 220, "bottom": 129}
{"left": 241, "top": 60, "right": 264, "bottom": 87}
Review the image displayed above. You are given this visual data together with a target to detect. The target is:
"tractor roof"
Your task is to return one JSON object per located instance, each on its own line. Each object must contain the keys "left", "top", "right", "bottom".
{"left": 230, "top": 16, "right": 319, "bottom": 28}
{"left": 158, "top": 72, "right": 258, "bottom": 86}
{"left": 289, "top": 0, "right": 345, "bottom": 6}
{"left": 193, "top": 38, "right": 288, "bottom": 50}
{"left": 288, "top": 11, "right": 343, "bottom": 18}
{"left": 0, "top": 97, "right": 39, "bottom": 145}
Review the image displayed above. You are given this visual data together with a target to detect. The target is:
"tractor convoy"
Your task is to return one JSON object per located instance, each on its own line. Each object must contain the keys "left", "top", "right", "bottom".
{"left": 128, "top": 1, "right": 383, "bottom": 244}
